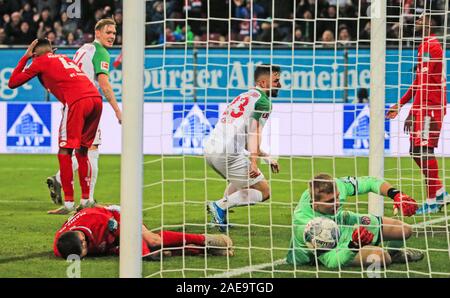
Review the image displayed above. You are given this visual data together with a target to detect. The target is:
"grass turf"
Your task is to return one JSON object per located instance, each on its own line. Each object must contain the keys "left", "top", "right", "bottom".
{"left": 0, "top": 154, "right": 449, "bottom": 278}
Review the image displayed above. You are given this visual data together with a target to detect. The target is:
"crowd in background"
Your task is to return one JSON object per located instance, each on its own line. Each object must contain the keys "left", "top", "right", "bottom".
{"left": 0, "top": 0, "right": 447, "bottom": 47}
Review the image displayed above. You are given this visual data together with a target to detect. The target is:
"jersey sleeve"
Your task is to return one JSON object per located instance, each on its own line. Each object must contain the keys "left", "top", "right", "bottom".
{"left": 8, "top": 55, "right": 42, "bottom": 89}
{"left": 92, "top": 46, "right": 110, "bottom": 77}
{"left": 337, "top": 176, "right": 384, "bottom": 197}
{"left": 251, "top": 97, "right": 271, "bottom": 122}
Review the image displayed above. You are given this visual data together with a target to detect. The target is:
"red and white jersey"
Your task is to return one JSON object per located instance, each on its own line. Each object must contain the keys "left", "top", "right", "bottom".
{"left": 53, "top": 207, "right": 120, "bottom": 257}
{"left": 8, "top": 53, "right": 101, "bottom": 106}
{"left": 400, "top": 34, "right": 447, "bottom": 115}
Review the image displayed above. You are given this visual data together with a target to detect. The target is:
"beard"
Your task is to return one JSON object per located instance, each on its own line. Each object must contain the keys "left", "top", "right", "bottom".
{"left": 271, "top": 88, "right": 279, "bottom": 97}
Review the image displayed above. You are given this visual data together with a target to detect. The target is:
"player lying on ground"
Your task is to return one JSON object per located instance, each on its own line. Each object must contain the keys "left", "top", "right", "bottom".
{"left": 386, "top": 10, "right": 449, "bottom": 214}
{"left": 54, "top": 205, "right": 234, "bottom": 260}
{"left": 47, "top": 18, "right": 122, "bottom": 210}
{"left": 205, "top": 64, "right": 281, "bottom": 232}
{"left": 286, "top": 174, "right": 424, "bottom": 269}
{"left": 8, "top": 39, "right": 102, "bottom": 215}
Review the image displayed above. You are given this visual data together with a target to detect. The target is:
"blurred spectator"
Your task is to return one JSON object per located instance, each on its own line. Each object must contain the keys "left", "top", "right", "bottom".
{"left": 4, "top": 11, "right": 22, "bottom": 44}
{"left": 0, "top": 27, "right": 7, "bottom": 45}
{"left": 318, "top": 29, "right": 335, "bottom": 47}
{"left": 36, "top": 0, "right": 60, "bottom": 19}
{"left": 15, "top": 21, "right": 35, "bottom": 45}
{"left": 60, "top": 12, "right": 78, "bottom": 35}
{"left": 113, "top": 9, "right": 122, "bottom": 45}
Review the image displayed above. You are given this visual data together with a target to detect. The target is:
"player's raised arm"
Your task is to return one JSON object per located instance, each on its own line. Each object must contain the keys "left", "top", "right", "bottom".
{"left": 8, "top": 39, "right": 41, "bottom": 89}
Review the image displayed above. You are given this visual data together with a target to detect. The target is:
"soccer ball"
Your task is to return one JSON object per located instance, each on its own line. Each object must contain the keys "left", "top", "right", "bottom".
{"left": 303, "top": 217, "right": 340, "bottom": 250}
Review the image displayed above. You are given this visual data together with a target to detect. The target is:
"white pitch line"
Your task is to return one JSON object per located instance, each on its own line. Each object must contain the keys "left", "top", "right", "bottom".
{"left": 207, "top": 215, "right": 450, "bottom": 278}
{"left": 207, "top": 259, "right": 286, "bottom": 278}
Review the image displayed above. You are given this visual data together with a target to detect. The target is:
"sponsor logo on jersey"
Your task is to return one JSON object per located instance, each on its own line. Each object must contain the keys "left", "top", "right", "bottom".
{"left": 360, "top": 216, "right": 371, "bottom": 225}
{"left": 59, "top": 141, "right": 67, "bottom": 147}
{"left": 343, "top": 104, "right": 390, "bottom": 154}
{"left": 101, "top": 61, "right": 109, "bottom": 71}
{"left": 6, "top": 103, "right": 51, "bottom": 153}
{"left": 422, "top": 52, "right": 431, "bottom": 63}
{"left": 172, "top": 104, "right": 219, "bottom": 154}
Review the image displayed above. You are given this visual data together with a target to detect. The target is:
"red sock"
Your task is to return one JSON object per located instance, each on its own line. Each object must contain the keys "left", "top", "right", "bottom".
{"left": 425, "top": 158, "right": 442, "bottom": 199}
{"left": 75, "top": 152, "right": 91, "bottom": 199}
{"left": 159, "top": 231, "right": 205, "bottom": 247}
{"left": 58, "top": 154, "right": 74, "bottom": 202}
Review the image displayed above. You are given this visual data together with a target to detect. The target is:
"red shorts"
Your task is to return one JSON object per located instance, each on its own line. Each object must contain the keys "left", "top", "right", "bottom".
{"left": 411, "top": 111, "right": 443, "bottom": 148}
{"left": 59, "top": 97, "right": 103, "bottom": 149}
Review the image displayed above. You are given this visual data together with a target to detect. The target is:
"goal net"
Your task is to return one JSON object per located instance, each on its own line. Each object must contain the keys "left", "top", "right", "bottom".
{"left": 123, "top": 0, "right": 450, "bottom": 278}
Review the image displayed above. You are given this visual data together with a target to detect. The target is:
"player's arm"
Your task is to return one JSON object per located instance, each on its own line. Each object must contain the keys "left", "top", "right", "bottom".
{"left": 341, "top": 176, "right": 417, "bottom": 216}
{"left": 98, "top": 73, "right": 122, "bottom": 124}
{"left": 248, "top": 117, "right": 262, "bottom": 178}
{"left": 8, "top": 40, "right": 41, "bottom": 89}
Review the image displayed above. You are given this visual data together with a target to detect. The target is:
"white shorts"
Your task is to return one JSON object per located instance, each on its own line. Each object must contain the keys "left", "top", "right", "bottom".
{"left": 205, "top": 153, "right": 265, "bottom": 189}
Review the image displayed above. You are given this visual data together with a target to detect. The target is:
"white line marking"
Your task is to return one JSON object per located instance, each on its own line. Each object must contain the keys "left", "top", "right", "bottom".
{"left": 412, "top": 216, "right": 450, "bottom": 228}
{"left": 208, "top": 259, "right": 287, "bottom": 278}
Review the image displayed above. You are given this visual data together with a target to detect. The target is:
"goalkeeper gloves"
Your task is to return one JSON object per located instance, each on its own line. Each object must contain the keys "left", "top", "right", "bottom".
{"left": 388, "top": 188, "right": 418, "bottom": 217}
{"left": 350, "top": 226, "right": 374, "bottom": 248}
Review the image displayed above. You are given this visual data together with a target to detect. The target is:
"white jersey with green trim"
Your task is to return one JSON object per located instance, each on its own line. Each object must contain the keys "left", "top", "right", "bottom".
{"left": 204, "top": 88, "right": 271, "bottom": 155}
{"left": 72, "top": 40, "right": 110, "bottom": 84}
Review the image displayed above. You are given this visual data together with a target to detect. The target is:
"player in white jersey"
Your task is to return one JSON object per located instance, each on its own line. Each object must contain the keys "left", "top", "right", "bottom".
{"left": 205, "top": 64, "right": 281, "bottom": 232}
{"left": 47, "top": 18, "right": 122, "bottom": 213}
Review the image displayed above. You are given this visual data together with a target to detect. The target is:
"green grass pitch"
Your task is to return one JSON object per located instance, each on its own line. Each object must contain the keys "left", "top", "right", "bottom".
{"left": 0, "top": 154, "right": 449, "bottom": 278}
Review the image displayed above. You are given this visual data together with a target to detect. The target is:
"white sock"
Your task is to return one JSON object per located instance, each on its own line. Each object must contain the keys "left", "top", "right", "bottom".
{"left": 64, "top": 201, "right": 75, "bottom": 209}
{"left": 216, "top": 189, "right": 263, "bottom": 210}
{"left": 88, "top": 149, "right": 99, "bottom": 201}
{"left": 436, "top": 187, "right": 445, "bottom": 197}
{"left": 55, "top": 154, "right": 78, "bottom": 184}
{"left": 427, "top": 198, "right": 436, "bottom": 205}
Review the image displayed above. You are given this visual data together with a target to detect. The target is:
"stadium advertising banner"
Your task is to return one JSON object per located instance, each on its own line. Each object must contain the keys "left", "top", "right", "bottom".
{"left": 1, "top": 102, "right": 450, "bottom": 157}
{"left": 1, "top": 48, "right": 449, "bottom": 103}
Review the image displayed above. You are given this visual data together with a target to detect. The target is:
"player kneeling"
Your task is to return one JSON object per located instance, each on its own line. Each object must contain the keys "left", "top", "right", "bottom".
{"left": 54, "top": 205, "right": 234, "bottom": 260}
{"left": 287, "top": 173, "right": 424, "bottom": 269}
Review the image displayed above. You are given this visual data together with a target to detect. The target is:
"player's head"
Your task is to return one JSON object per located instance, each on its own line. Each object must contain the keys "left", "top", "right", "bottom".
{"left": 415, "top": 9, "right": 434, "bottom": 34}
{"left": 32, "top": 38, "right": 53, "bottom": 57}
{"left": 254, "top": 64, "right": 281, "bottom": 97}
{"left": 95, "top": 18, "right": 116, "bottom": 48}
{"left": 309, "top": 173, "right": 340, "bottom": 215}
{"left": 56, "top": 231, "right": 88, "bottom": 259}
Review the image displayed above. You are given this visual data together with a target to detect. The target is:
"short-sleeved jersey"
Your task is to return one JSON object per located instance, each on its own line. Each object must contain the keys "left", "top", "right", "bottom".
{"left": 53, "top": 207, "right": 120, "bottom": 257}
{"left": 400, "top": 34, "right": 447, "bottom": 115}
{"left": 72, "top": 40, "right": 111, "bottom": 83}
{"left": 8, "top": 53, "right": 101, "bottom": 106}
{"left": 286, "top": 176, "right": 384, "bottom": 268}
{"left": 204, "top": 88, "right": 271, "bottom": 154}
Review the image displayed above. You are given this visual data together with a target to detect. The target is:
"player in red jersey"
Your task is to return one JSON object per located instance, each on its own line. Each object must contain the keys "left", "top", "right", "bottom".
{"left": 54, "top": 205, "right": 234, "bottom": 260}
{"left": 8, "top": 39, "right": 103, "bottom": 215}
{"left": 386, "top": 11, "right": 449, "bottom": 214}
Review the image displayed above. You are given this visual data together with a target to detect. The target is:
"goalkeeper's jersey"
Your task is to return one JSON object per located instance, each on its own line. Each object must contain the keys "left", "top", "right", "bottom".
{"left": 72, "top": 40, "right": 111, "bottom": 84}
{"left": 286, "top": 176, "right": 384, "bottom": 268}
{"left": 204, "top": 88, "right": 271, "bottom": 155}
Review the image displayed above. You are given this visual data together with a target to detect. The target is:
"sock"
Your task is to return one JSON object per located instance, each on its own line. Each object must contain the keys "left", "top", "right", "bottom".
{"left": 64, "top": 201, "right": 75, "bottom": 210}
{"left": 88, "top": 149, "right": 99, "bottom": 201}
{"left": 75, "top": 152, "right": 91, "bottom": 199}
{"left": 414, "top": 157, "right": 442, "bottom": 201}
{"left": 158, "top": 231, "right": 205, "bottom": 247}
{"left": 56, "top": 154, "right": 78, "bottom": 184}
{"left": 58, "top": 154, "right": 74, "bottom": 202}
{"left": 216, "top": 189, "right": 263, "bottom": 210}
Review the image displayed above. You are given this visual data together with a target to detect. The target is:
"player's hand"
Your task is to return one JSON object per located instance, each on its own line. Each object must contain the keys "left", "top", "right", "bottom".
{"left": 404, "top": 114, "right": 413, "bottom": 135}
{"left": 269, "top": 159, "right": 280, "bottom": 174}
{"left": 249, "top": 162, "right": 260, "bottom": 179}
{"left": 386, "top": 104, "right": 400, "bottom": 119}
{"left": 25, "top": 39, "right": 39, "bottom": 58}
{"left": 115, "top": 109, "right": 122, "bottom": 124}
{"left": 393, "top": 192, "right": 418, "bottom": 217}
{"left": 351, "top": 226, "right": 374, "bottom": 247}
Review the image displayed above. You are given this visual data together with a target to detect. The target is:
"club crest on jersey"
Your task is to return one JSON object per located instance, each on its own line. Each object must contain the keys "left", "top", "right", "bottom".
{"left": 172, "top": 104, "right": 218, "bottom": 155}
{"left": 6, "top": 103, "right": 51, "bottom": 153}
{"left": 101, "top": 61, "right": 109, "bottom": 71}
{"left": 343, "top": 104, "right": 390, "bottom": 154}
{"left": 360, "top": 216, "right": 371, "bottom": 225}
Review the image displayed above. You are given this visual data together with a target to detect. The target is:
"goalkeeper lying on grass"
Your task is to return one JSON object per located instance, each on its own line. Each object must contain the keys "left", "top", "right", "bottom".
{"left": 54, "top": 205, "right": 234, "bottom": 260}
{"left": 286, "top": 174, "right": 424, "bottom": 269}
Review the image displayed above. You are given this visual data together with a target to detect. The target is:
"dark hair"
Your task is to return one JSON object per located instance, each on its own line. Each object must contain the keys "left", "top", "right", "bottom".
{"left": 254, "top": 64, "right": 281, "bottom": 82}
{"left": 33, "top": 38, "right": 52, "bottom": 52}
{"left": 56, "top": 231, "right": 83, "bottom": 259}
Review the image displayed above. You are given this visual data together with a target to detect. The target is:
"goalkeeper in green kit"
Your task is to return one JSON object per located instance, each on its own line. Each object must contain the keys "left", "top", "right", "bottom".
{"left": 286, "top": 173, "right": 424, "bottom": 269}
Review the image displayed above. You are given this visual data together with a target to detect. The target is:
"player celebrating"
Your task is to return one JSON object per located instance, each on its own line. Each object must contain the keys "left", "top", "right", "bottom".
{"left": 386, "top": 10, "right": 449, "bottom": 214}
{"left": 286, "top": 174, "right": 422, "bottom": 269}
{"left": 8, "top": 39, "right": 103, "bottom": 215}
{"left": 54, "top": 205, "right": 234, "bottom": 260}
{"left": 46, "top": 18, "right": 122, "bottom": 210}
{"left": 204, "top": 64, "right": 281, "bottom": 232}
